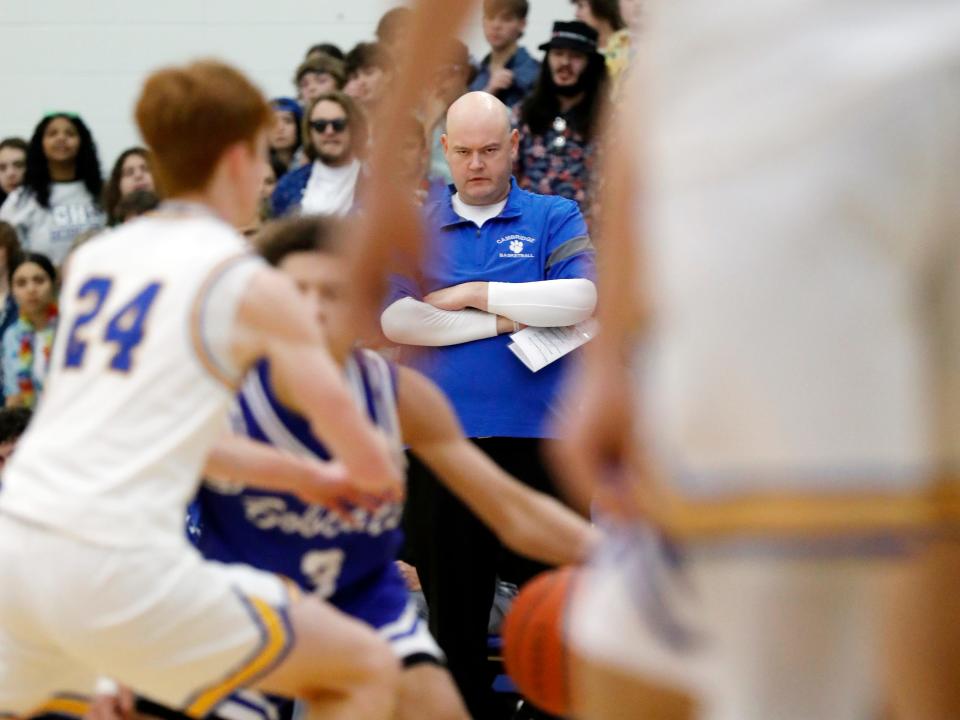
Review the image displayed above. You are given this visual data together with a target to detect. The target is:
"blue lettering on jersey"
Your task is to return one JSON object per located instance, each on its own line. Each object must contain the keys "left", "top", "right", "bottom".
{"left": 189, "top": 349, "right": 409, "bottom": 624}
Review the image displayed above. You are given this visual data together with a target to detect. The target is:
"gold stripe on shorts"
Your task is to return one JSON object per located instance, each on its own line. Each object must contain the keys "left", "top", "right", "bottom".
{"left": 643, "top": 481, "right": 960, "bottom": 541}
{"left": 30, "top": 695, "right": 91, "bottom": 719}
{"left": 185, "top": 596, "right": 290, "bottom": 717}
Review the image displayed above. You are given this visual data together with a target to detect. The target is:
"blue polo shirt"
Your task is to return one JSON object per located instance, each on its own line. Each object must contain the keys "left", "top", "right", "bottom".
{"left": 388, "top": 178, "right": 595, "bottom": 438}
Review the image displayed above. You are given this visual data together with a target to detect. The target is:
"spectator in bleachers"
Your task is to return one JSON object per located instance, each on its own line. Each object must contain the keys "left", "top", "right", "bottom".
{"left": 514, "top": 21, "right": 606, "bottom": 217}
{"left": 305, "top": 42, "right": 345, "bottom": 62}
{"left": 469, "top": 0, "right": 540, "bottom": 109}
{"left": 271, "top": 92, "right": 367, "bottom": 218}
{"left": 113, "top": 190, "right": 159, "bottom": 224}
{"left": 268, "top": 97, "right": 303, "bottom": 176}
{"left": 2, "top": 252, "right": 57, "bottom": 409}
{"left": 424, "top": 39, "right": 475, "bottom": 186}
{"left": 571, "top": 0, "right": 631, "bottom": 90}
{"left": 102, "top": 147, "right": 155, "bottom": 225}
{"left": 294, "top": 54, "right": 346, "bottom": 106}
{"left": 344, "top": 42, "right": 391, "bottom": 114}
{"left": 375, "top": 6, "right": 413, "bottom": 62}
{"left": 571, "top": 0, "right": 626, "bottom": 52}
{"left": 0, "top": 113, "right": 105, "bottom": 266}
{"left": 0, "top": 138, "right": 28, "bottom": 208}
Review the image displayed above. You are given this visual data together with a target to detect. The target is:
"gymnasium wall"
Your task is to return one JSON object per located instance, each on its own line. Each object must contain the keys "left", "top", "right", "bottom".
{"left": 0, "top": 0, "right": 572, "bottom": 168}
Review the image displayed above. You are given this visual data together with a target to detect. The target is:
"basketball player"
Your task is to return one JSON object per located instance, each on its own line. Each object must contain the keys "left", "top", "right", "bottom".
{"left": 187, "top": 215, "right": 599, "bottom": 720}
{"left": 554, "top": 2, "right": 960, "bottom": 719}
{"left": 0, "top": 60, "right": 406, "bottom": 720}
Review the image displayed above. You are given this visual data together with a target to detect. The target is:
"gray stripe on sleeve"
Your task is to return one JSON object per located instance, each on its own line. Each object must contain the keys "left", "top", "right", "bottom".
{"left": 545, "top": 235, "right": 595, "bottom": 270}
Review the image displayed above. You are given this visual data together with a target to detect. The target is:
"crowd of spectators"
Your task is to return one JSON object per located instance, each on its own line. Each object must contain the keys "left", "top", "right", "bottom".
{"left": 0, "top": 2, "right": 639, "bottom": 715}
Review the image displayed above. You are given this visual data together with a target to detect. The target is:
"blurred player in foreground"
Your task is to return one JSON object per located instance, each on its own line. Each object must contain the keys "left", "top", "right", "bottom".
{"left": 0, "top": 60, "right": 405, "bottom": 720}
{"left": 555, "top": 2, "right": 960, "bottom": 719}
{"left": 185, "top": 215, "right": 597, "bottom": 720}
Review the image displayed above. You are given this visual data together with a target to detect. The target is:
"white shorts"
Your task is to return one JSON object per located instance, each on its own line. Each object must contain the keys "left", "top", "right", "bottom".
{"left": 213, "top": 600, "right": 443, "bottom": 720}
{"left": 377, "top": 600, "right": 444, "bottom": 668}
{"left": 0, "top": 513, "right": 295, "bottom": 718}
{"left": 569, "top": 529, "right": 890, "bottom": 720}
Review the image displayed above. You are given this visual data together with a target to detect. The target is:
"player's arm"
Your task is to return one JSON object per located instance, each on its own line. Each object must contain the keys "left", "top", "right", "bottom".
{"left": 232, "top": 267, "right": 402, "bottom": 496}
{"left": 550, "top": 75, "right": 649, "bottom": 516}
{"left": 203, "top": 434, "right": 380, "bottom": 513}
{"left": 343, "top": 0, "right": 481, "bottom": 338}
{"left": 398, "top": 366, "right": 600, "bottom": 565}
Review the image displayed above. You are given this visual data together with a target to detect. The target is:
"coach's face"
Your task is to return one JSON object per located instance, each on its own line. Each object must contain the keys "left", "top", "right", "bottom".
{"left": 442, "top": 93, "right": 518, "bottom": 206}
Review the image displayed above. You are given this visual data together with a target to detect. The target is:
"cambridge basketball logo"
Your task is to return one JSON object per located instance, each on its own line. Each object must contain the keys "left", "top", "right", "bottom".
{"left": 497, "top": 234, "right": 536, "bottom": 259}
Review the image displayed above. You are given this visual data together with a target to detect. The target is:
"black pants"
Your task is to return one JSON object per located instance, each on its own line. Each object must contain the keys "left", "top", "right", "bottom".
{"left": 403, "top": 437, "right": 563, "bottom": 720}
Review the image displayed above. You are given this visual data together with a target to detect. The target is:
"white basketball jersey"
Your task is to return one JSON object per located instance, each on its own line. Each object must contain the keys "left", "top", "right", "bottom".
{"left": 0, "top": 212, "right": 264, "bottom": 548}
{"left": 637, "top": 0, "right": 960, "bottom": 498}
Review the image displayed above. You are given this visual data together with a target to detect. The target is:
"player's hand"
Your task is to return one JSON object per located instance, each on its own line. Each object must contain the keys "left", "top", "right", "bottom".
{"left": 424, "top": 282, "right": 488, "bottom": 311}
{"left": 290, "top": 458, "right": 381, "bottom": 515}
{"left": 550, "top": 352, "right": 647, "bottom": 521}
{"left": 340, "top": 431, "right": 406, "bottom": 500}
{"left": 486, "top": 68, "right": 514, "bottom": 94}
{"left": 84, "top": 686, "right": 136, "bottom": 720}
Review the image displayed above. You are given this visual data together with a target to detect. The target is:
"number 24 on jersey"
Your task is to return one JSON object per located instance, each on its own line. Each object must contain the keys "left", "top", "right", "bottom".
{"left": 64, "top": 277, "right": 162, "bottom": 372}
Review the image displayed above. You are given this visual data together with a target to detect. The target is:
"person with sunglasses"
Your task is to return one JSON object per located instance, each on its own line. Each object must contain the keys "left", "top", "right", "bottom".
{"left": 271, "top": 92, "right": 368, "bottom": 218}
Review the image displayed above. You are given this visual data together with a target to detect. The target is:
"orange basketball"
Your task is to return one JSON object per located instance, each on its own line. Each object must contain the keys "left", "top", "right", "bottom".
{"left": 502, "top": 566, "right": 581, "bottom": 717}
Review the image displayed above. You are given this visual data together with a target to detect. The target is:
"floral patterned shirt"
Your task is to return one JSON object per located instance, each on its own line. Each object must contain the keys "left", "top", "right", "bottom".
{"left": 513, "top": 109, "right": 597, "bottom": 221}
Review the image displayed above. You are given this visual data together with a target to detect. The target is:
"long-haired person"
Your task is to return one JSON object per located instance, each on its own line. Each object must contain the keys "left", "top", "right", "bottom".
{"left": 102, "top": 147, "right": 156, "bottom": 225}
{"left": 271, "top": 92, "right": 368, "bottom": 218}
{"left": 268, "top": 97, "right": 304, "bottom": 176}
{"left": 514, "top": 21, "right": 607, "bottom": 218}
{"left": 2, "top": 252, "right": 57, "bottom": 409}
{"left": 0, "top": 113, "right": 105, "bottom": 265}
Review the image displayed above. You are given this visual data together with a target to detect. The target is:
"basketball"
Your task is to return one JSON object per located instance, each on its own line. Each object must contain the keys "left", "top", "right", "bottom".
{"left": 502, "top": 566, "right": 581, "bottom": 717}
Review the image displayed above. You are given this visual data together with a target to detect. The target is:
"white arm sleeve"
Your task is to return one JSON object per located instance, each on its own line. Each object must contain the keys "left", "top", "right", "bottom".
{"left": 487, "top": 279, "right": 597, "bottom": 327}
{"left": 381, "top": 297, "right": 499, "bottom": 347}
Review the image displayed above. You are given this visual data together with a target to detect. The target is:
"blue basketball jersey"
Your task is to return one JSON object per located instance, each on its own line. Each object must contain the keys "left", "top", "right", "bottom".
{"left": 188, "top": 348, "right": 409, "bottom": 623}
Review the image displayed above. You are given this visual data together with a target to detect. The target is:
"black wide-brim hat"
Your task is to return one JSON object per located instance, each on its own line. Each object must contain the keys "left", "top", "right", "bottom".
{"left": 538, "top": 20, "right": 602, "bottom": 56}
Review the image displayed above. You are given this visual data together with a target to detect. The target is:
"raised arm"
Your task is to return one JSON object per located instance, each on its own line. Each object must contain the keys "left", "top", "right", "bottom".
{"left": 398, "top": 366, "right": 599, "bottom": 566}
{"left": 343, "top": 0, "right": 482, "bottom": 338}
